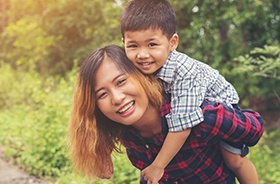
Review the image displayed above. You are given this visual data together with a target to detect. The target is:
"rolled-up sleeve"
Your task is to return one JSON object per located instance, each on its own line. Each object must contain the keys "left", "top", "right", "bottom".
{"left": 166, "top": 65, "right": 207, "bottom": 132}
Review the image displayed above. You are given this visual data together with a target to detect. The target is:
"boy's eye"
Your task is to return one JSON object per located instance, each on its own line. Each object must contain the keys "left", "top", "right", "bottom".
{"left": 148, "top": 43, "right": 157, "bottom": 47}
{"left": 127, "top": 44, "right": 137, "bottom": 48}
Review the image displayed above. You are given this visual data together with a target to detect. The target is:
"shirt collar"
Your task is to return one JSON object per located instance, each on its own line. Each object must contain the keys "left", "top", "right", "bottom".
{"left": 156, "top": 50, "right": 178, "bottom": 84}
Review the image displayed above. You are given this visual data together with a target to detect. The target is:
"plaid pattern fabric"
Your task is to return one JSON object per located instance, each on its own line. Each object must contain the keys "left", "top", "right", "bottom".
{"left": 156, "top": 50, "right": 240, "bottom": 132}
{"left": 120, "top": 94, "right": 264, "bottom": 184}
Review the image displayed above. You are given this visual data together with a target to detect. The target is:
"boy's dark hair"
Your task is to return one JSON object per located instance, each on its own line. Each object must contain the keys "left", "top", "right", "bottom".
{"left": 121, "top": 0, "right": 176, "bottom": 39}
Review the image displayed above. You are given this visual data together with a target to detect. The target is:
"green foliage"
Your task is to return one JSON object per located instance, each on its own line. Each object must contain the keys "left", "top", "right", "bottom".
{"left": 0, "top": 17, "right": 57, "bottom": 72}
{"left": 234, "top": 45, "right": 280, "bottom": 79}
{"left": 0, "top": 63, "right": 75, "bottom": 178}
{"left": 98, "top": 152, "right": 139, "bottom": 184}
{"left": 171, "top": 0, "right": 279, "bottom": 63}
{"left": 233, "top": 45, "right": 280, "bottom": 106}
{"left": 249, "top": 129, "right": 280, "bottom": 184}
{"left": 1, "top": 0, "right": 123, "bottom": 75}
{"left": 0, "top": 63, "right": 41, "bottom": 109}
{"left": 57, "top": 151, "right": 139, "bottom": 184}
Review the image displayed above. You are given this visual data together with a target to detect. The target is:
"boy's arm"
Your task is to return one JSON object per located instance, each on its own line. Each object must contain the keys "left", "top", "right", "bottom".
{"left": 141, "top": 128, "right": 191, "bottom": 183}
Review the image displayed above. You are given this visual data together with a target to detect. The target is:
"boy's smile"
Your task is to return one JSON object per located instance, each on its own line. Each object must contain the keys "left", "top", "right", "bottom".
{"left": 123, "top": 28, "right": 178, "bottom": 74}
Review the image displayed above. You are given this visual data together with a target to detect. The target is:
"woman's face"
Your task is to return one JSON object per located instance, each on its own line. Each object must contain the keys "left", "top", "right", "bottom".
{"left": 94, "top": 58, "right": 150, "bottom": 126}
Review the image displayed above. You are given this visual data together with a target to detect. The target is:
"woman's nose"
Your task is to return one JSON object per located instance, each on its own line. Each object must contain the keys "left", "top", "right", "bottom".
{"left": 111, "top": 89, "right": 125, "bottom": 105}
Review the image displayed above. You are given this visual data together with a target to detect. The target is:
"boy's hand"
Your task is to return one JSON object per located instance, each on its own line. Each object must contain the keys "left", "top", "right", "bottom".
{"left": 141, "top": 164, "right": 164, "bottom": 184}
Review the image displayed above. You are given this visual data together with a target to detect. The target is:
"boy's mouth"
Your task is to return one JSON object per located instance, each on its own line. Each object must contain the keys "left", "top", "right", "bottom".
{"left": 137, "top": 61, "right": 154, "bottom": 66}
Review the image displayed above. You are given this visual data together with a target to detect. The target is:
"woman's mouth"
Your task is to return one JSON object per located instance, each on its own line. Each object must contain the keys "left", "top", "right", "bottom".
{"left": 117, "top": 101, "right": 135, "bottom": 114}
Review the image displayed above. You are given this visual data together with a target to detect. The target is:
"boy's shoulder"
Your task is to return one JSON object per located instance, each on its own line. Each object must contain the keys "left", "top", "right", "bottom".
{"left": 168, "top": 50, "right": 214, "bottom": 70}
{"left": 166, "top": 50, "right": 186, "bottom": 65}
{"left": 165, "top": 50, "right": 198, "bottom": 70}
{"left": 168, "top": 50, "right": 195, "bottom": 65}
{"left": 157, "top": 50, "right": 195, "bottom": 80}
{"left": 158, "top": 50, "right": 217, "bottom": 81}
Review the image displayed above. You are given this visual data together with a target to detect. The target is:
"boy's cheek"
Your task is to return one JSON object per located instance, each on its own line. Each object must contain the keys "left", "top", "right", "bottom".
{"left": 125, "top": 52, "right": 135, "bottom": 62}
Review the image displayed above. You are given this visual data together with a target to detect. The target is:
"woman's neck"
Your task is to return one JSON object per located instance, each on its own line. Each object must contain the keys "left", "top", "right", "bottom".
{"left": 132, "top": 106, "right": 162, "bottom": 139}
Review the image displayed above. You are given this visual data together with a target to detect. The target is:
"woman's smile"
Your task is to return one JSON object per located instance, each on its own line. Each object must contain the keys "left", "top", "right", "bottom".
{"left": 117, "top": 100, "right": 135, "bottom": 115}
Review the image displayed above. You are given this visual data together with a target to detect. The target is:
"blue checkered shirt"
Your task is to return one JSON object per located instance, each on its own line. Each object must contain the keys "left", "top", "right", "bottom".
{"left": 156, "top": 50, "right": 239, "bottom": 132}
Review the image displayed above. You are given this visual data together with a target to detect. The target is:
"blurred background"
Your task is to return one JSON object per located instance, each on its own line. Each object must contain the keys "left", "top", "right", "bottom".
{"left": 0, "top": 0, "right": 279, "bottom": 183}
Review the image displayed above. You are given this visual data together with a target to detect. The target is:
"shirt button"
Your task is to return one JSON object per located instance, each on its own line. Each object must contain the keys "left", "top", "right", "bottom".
{"left": 145, "top": 144, "right": 149, "bottom": 149}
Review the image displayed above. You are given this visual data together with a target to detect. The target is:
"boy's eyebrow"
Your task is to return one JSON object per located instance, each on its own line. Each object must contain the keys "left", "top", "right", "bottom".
{"left": 126, "top": 37, "right": 158, "bottom": 44}
{"left": 125, "top": 39, "right": 137, "bottom": 43}
{"left": 95, "top": 73, "right": 126, "bottom": 94}
{"left": 146, "top": 38, "right": 158, "bottom": 42}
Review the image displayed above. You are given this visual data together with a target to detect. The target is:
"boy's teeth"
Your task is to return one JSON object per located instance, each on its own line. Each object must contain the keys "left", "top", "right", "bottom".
{"left": 142, "top": 62, "right": 152, "bottom": 66}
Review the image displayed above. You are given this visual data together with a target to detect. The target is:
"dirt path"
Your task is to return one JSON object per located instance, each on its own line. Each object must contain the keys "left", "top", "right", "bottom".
{"left": 0, "top": 147, "right": 55, "bottom": 184}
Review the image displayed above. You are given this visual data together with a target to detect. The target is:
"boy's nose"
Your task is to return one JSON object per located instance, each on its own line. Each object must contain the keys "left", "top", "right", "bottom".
{"left": 137, "top": 49, "right": 149, "bottom": 59}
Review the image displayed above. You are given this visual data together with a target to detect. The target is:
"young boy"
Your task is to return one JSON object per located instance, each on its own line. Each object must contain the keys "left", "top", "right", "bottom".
{"left": 121, "top": 0, "right": 262, "bottom": 184}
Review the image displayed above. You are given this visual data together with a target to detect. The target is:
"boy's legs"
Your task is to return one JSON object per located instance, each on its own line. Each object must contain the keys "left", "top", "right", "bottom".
{"left": 201, "top": 100, "right": 264, "bottom": 184}
{"left": 220, "top": 146, "right": 258, "bottom": 184}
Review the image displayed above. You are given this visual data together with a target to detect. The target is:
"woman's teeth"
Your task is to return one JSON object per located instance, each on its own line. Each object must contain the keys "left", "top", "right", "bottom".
{"left": 118, "top": 101, "right": 134, "bottom": 114}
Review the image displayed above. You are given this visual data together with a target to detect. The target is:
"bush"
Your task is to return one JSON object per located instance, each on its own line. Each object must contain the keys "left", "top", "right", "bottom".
{"left": 233, "top": 45, "right": 280, "bottom": 107}
{"left": 249, "top": 129, "right": 280, "bottom": 184}
{"left": 0, "top": 63, "right": 75, "bottom": 178}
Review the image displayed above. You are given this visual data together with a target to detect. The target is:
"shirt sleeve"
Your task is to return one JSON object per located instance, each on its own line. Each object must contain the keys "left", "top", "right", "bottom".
{"left": 166, "top": 68, "right": 206, "bottom": 132}
{"left": 198, "top": 100, "right": 264, "bottom": 144}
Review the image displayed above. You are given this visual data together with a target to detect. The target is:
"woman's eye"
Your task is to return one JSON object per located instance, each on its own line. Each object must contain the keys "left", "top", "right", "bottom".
{"left": 97, "top": 92, "right": 107, "bottom": 99}
{"left": 117, "top": 78, "right": 126, "bottom": 86}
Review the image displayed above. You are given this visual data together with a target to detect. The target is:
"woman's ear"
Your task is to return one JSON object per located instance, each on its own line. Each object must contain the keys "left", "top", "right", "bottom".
{"left": 170, "top": 33, "right": 179, "bottom": 51}
{"left": 122, "top": 37, "right": 125, "bottom": 43}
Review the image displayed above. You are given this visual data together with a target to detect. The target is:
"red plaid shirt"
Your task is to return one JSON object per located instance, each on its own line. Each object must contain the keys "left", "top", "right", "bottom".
{"left": 120, "top": 94, "right": 264, "bottom": 184}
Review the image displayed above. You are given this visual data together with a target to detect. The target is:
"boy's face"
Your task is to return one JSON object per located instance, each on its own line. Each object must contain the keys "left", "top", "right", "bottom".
{"left": 123, "top": 28, "right": 178, "bottom": 74}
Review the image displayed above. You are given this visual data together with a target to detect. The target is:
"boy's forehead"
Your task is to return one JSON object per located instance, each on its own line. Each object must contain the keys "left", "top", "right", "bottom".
{"left": 123, "top": 28, "right": 166, "bottom": 38}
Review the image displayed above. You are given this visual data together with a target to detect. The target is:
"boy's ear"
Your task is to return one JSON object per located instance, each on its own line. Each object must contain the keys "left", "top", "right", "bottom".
{"left": 122, "top": 37, "right": 124, "bottom": 43}
{"left": 170, "top": 33, "right": 179, "bottom": 51}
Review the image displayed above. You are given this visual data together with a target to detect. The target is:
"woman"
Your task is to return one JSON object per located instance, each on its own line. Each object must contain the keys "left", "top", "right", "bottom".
{"left": 68, "top": 45, "right": 263, "bottom": 184}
